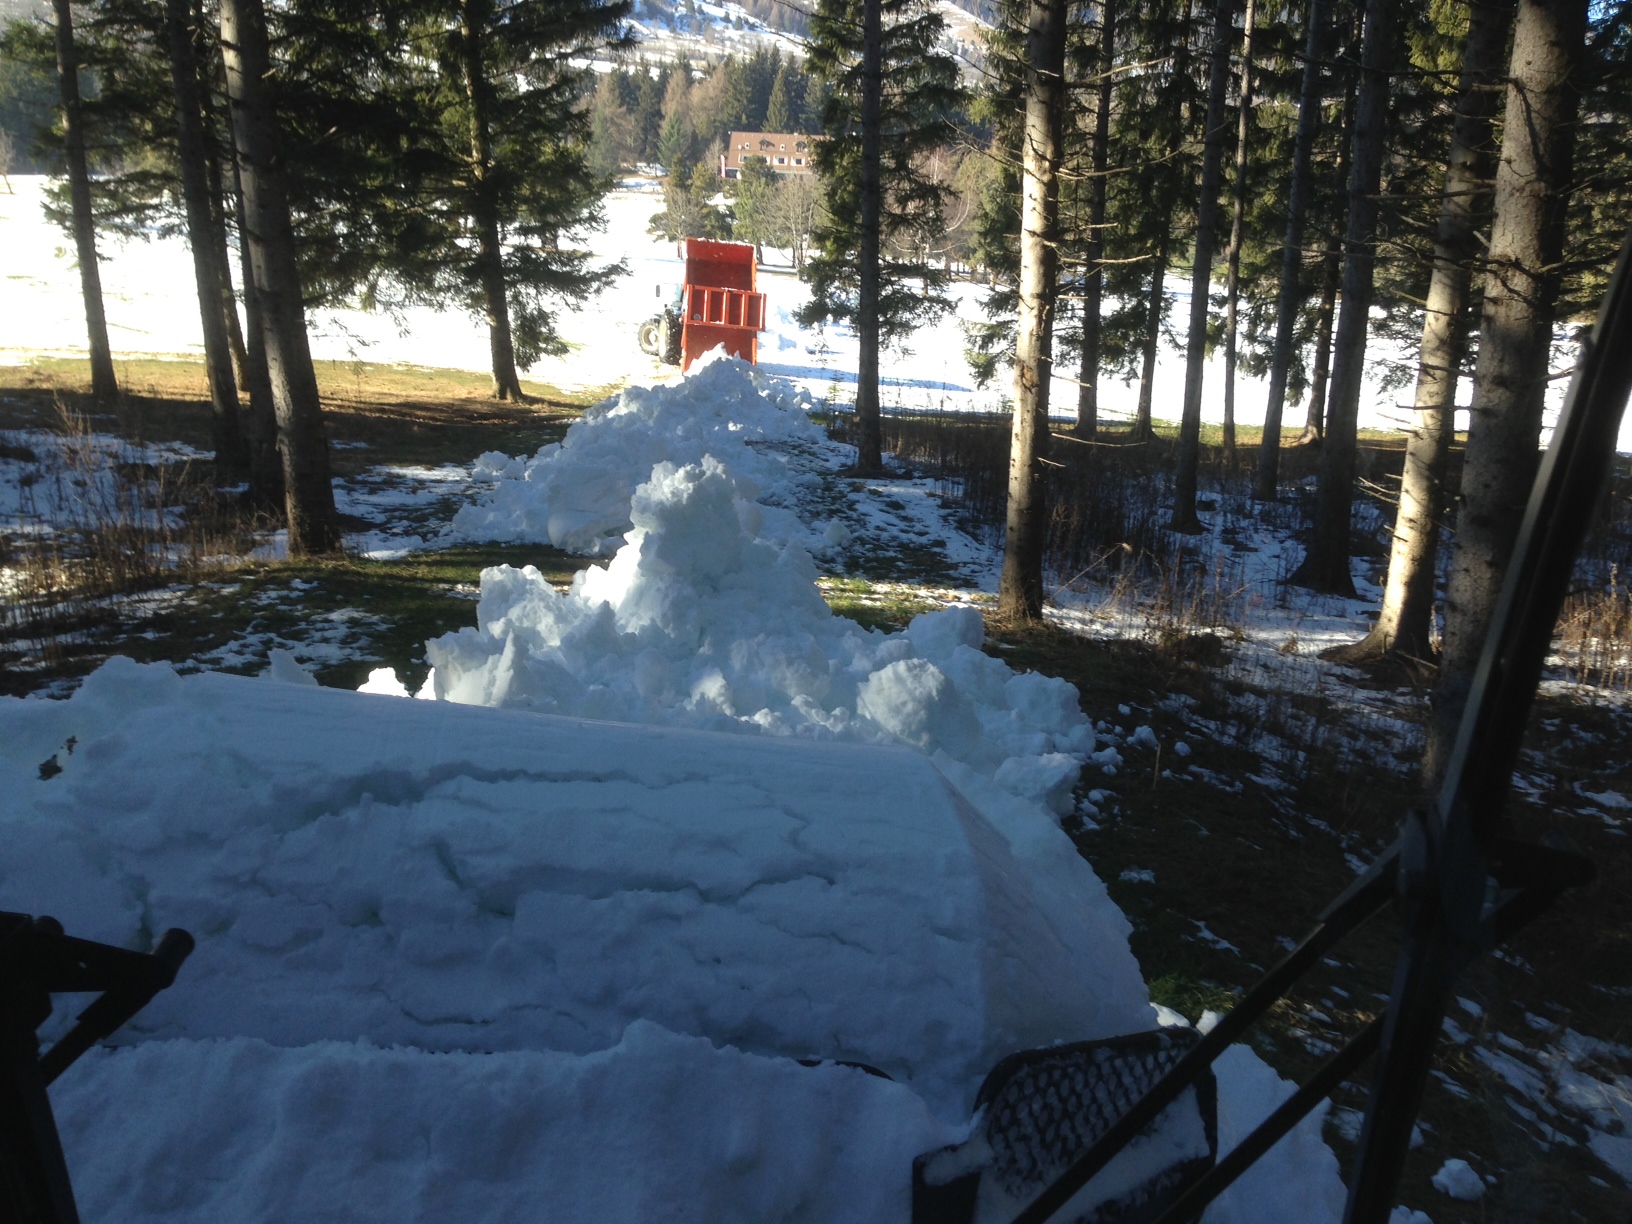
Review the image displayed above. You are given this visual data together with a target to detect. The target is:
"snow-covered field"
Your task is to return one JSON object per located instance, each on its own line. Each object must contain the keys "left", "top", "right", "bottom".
{"left": 0, "top": 174, "right": 1450, "bottom": 438}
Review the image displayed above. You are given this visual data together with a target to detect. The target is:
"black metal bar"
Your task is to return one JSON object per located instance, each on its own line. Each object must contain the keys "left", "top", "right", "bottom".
{"left": 1006, "top": 853, "right": 1396, "bottom": 1224}
{"left": 1148, "top": 1018, "right": 1384, "bottom": 1224}
{"left": 38, "top": 929, "right": 194, "bottom": 1086}
{"left": 1343, "top": 222, "right": 1632, "bottom": 1224}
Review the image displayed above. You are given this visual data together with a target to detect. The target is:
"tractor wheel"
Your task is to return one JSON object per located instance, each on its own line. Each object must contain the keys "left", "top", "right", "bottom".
{"left": 662, "top": 311, "right": 683, "bottom": 365}
{"left": 638, "top": 317, "right": 663, "bottom": 358}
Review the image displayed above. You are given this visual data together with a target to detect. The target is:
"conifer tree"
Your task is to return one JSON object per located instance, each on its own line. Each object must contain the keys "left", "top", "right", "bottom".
{"left": 417, "top": 0, "right": 632, "bottom": 400}
{"left": 800, "top": 0, "right": 963, "bottom": 473}
{"left": 50, "top": 0, "right": 117, "bottom": 404}
{"left": 1426, "top": 0, "right": 1586, "bottom": 784}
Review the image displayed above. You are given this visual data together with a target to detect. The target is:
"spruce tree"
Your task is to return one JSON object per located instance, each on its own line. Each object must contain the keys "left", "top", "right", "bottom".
{"left": 415, "top": 0, "right": 632, "bottom": 400}
{"left": 800, "top": 0, "right": 963, "bottom": 473}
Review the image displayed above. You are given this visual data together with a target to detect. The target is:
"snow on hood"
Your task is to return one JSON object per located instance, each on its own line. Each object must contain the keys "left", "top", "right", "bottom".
{"left": 0, "top": 659, "right": 1149, "bottom": 1117}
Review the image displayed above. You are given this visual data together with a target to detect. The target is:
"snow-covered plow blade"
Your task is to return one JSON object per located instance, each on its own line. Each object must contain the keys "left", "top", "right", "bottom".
{"left": 913, "top": 1028, "right": 1216, "bottom": 1224}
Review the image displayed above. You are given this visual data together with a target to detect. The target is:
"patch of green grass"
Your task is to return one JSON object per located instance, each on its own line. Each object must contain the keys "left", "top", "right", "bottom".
{"left": 818, "top": 576, "right": 968, "bottom": 634}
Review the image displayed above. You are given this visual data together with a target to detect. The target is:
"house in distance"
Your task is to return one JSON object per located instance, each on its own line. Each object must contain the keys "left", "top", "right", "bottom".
{"left": 719, "top": 132, "right": 815, "bottom": 179}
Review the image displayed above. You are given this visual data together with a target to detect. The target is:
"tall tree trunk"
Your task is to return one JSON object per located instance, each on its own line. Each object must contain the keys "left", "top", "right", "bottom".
{"left": 194, "top": 0, "right": 250, "bottom": 393}
{"left": 854, "top": 0, "right": 884, "bottom": 472}
{"left": 1221, "top": 0, "right": 1257, "bottom": 466}
{"left": 230, "top": 153, "right": 281, "bottom": 508}
{"left": 219, "top": 0, "right": 339, "bottom": 554}
{"left": 1074, "top": 0, "right": 1115, "bottom": 438}
{"left": 51, "top": 0, "right": 118, "bottom": 405}
{"left": 1292, "top": 0, "right": 1392, "bottom": 595}
{"left": 1302, "top": 234, "right": 1341, "bottom": 442}
{"left": 1330, "top": 0, "right": 1514, "bottom": 665}
{"left": 1133, "top": 234, "right": 1170, "bottom": 441}
{"left": 460, "top": 0, "right": 526, "bottom": 403}
{"left": 166, "top": 0, "right": 246, "bottom": 482}
{"left": 1170, "top": 0, "right": 1235, "bottom": 533}
{"left": 1297, "top": 80, "right": 1356, "bottom": 448}
{"left": 1000, "top": 0, "right": 1068, "bottom": 623}
{"left": 1254, "top": 0, "right": 1330, "bottom": 496}
{"left": 1424, "top": 0, "right": 1583, "bottom": 786}
{"left": 203, "top": 133, "right": 251, "bottom": 391}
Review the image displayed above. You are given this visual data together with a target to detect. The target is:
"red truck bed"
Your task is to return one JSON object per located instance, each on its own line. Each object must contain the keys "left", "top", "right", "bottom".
{"left": 680, "top": 239, "right": 768, "bottom": 371}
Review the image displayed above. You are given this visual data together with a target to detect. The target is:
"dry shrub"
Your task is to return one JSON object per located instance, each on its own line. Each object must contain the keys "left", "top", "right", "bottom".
{"left": 1, "top": 398, "right": 256, "bottom": 666}
{"left": 1555, "top": 566, "right": 1632, "bottom": 689}
{"left": 874, "top": 407, "right": 1248, "bottom": 649}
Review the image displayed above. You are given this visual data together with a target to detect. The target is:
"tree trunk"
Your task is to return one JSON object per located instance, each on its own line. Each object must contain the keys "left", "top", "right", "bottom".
{"left": 220, "top": 0, "right": 339, "bottom": 554}
{"left": 1425, "top": 0, "right": 1583, "bottom": 786}
{"left": 459, "top": 0, "right": 527, "bottom": 403}
{"left": 1133, "top": 234, "right": 1170, "bottom": 441}
{"left": 1329, "top": 0, "right": 1514, "bottom": 665}
{"left": 52, "top": 0, "right": 118, "bottom": 405}
{"left": 1253, "top": 0, "right": 1330, "bottom": 495}
{"left": 1000, "top": 0, "right": 1068, "bottom": 623}
{"left": 203, "top": 132, "right": 251, "bottom": 392}
{"left": 1074, "top": 0, "right": 1115, "bottom": 439}
{"left": 227, "top": 144, "right": 282, "bottom": 508}
{"left": 1301, "top": 237, "right": 1341, "bottom": 443}
{"left": 1298, "top": 71, "right": 1356, "bottom": 449}
{"left": 1170, "top": 0, "right": 1235, "bottom": 533}
{"left": 1292, "top": 0, "right": 1391, "bottom": 595}
{"left": 854, "top": 0, "right": 884, "bottom": 472}
{"left": 1221, "top": 0, "right": 1257, "bottom": 466}
{"left": 166, "top": 0, "right": 246, "bottom": 482}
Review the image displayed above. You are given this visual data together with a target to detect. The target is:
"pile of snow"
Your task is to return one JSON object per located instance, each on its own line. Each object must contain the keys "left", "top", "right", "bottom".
{"left": 422, "top": 454, "right": 1091, "bottom": 820}
{"left": 416, "top": 360, "right": 1093, "bottom": 821}
{"left": 450, "top": 354, "right": 833, "bottom": 556}
{"left": 2, "top": 659, "right": 1345, "bottom": 1222}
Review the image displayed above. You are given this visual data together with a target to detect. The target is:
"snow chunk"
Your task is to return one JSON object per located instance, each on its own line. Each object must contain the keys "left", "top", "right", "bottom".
{"left": 1430, "top": 1158, "right": 1486, "bottom": 1201}
{"left": 994, "top": 752, "right": 1083, "bottom": 818}
{"left": 264, "top": 648, "right": 318, "bottom": 686}
{"left": 357, "top": 667, "right": 412, "bottom": 697}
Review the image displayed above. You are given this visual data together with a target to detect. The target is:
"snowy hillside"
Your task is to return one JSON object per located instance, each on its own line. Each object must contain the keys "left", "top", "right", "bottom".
{"left": 612, "top": 0, "right": 988, "bottom": 71}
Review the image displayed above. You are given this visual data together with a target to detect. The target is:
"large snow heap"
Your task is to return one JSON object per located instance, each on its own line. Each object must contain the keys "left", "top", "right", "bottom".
{"left": 419, "top": 450, "right": 1093, "bottom": 821}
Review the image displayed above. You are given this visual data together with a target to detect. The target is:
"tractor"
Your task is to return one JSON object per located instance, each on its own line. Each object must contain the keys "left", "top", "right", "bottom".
{"left": 639, "top": 238, "right": 767, "bottom": 372}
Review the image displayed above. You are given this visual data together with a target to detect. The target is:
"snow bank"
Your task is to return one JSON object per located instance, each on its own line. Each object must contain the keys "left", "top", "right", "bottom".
{"left": 451, "top": 353, "right": 831, "bottom": 555}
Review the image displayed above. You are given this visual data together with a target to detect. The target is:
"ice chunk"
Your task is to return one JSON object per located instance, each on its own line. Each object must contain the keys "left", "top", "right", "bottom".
{"left": 1430, "top": 1158, "right": 1485, "bottom": 1201}
{"left": 265, "top": 649, "right": 318, "bottom": 686}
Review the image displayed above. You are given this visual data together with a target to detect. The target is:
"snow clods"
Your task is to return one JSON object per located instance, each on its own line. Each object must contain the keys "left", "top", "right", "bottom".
{"left": 425, "top": 449, "right": 1094, "bottom": 819}
{"left": 451, "top": 352, "right": 832, "bottom": 555}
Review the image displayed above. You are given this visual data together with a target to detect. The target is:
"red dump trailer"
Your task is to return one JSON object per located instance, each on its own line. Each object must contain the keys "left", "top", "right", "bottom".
{"left": 638, "top": 238, "right": 768, "bottom": 372}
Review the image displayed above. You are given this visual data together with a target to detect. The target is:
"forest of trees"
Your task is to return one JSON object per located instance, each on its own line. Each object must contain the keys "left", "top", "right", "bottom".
{"left": 1, "top": 0, "right": 1630, "bottom": 729}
